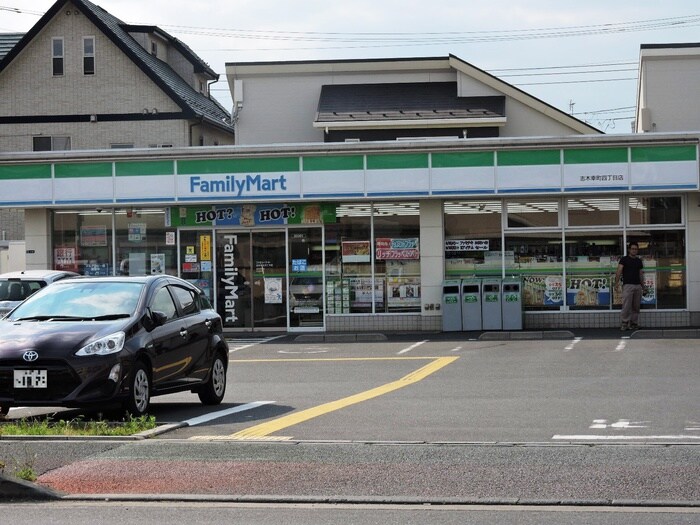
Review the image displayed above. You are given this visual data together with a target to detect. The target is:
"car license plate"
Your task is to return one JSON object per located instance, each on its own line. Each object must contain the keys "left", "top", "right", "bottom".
{"left": 14, "top": 369, "right": 48, "bottom": 389}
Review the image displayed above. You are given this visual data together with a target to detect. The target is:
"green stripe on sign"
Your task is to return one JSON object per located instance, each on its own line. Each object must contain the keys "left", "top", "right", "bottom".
{"left": 432, "top": 151, "right": 494, "bottom": 168}
{"left": 303, "top": 155, "right": 364, "bottom": 171}
{"left": 54, "top": 163, "right": 112, "bottom": 178}
{"left": 116, "top": 160, "right": 174, "bottom": 176}
{"left": 0, "top": 164, "right": 51, "bottom": 180}
{"left": 631, "top": 145, "right": 697, "bottom": 162}
{"left": 497, "top": 150, "right": 560, "bottom": 166}
{"left": 366, "top": 153, "right": 429, "bottom": 170}
{"left": 564, "top": 148, "right": 628, "bottom": 164}
{"left": 177, "top": 157, "right": 299, "bottom": 174}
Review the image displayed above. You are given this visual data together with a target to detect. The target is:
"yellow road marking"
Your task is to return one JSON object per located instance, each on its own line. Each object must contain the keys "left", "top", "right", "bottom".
{"left": 229, "top": 356, "right": 459, "bottom": 440}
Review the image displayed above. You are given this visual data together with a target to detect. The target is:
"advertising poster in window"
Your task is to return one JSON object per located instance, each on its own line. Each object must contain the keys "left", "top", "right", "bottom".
{"left": 150, "top": 253, "right": 165, "bottom": 274}
{"left": 342, "top": 241, "right": 371, "bottom": 263}
{"left": 80, "top": 225, "right": 107, "bottom": 247}
{"left": 612, "top": 271, "right": 657, "bottom": 306}
{"left": 128, "top": 222, "right": 147, "bottom": 242}
{"left": 523, "top": 275, "right": 563, "bottom": 306}
{"left": 387, "top": 277, "right": 420, "bottom": 309}
{"left": 566, "top": 276, "right": 610, "bottom": 306}
{"left": 264, "top": 277, "right": 283, "bottom": 304}
{"left": 350, "top": 277, "right": 384, "bottom": 308}
{"left": 376, "top": 238, "right": 419, "bottom": 260}
{"left": 54, "top": 247, "right": 77, "bottom": 271}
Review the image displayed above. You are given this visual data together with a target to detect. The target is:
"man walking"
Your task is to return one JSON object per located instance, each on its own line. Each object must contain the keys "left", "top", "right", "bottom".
{"left": 615, "top": 242, "right": 644, "bottom": 331}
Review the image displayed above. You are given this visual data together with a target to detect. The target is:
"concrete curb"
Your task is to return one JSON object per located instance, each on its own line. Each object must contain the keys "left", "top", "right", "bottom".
{"left": 59, "top": 493, "right": 700, "bottom": 507}
{"left": 479, "top": 331, "right": 574, "bottom": 341}
{"left": 294, "top": 333, "right": 388, "bottom": 343}
{"left": 0, "top": 472, "right": 64, "bottom": 501}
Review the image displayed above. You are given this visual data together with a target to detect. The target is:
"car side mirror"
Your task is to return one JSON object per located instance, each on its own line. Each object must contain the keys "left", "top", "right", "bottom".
{"left": 143, "top": 309, "right": 168, "bottom": 331}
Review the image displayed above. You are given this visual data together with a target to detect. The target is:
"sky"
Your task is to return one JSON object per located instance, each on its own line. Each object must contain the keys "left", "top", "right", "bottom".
{"left": 2, "top": 1, "right": 700, "bottom": 133}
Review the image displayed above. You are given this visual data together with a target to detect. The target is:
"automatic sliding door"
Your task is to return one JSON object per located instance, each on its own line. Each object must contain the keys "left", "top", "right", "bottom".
{"left": 252, "top": 230, "right": 287, "bottom": 329}
{"left": 289, "top": 227, "right": 324, "bottom": 329}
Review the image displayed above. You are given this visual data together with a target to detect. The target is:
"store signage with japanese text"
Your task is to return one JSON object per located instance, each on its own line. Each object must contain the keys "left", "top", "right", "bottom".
{"left": 376, "top": 238, "right": 419, "bottom": 260}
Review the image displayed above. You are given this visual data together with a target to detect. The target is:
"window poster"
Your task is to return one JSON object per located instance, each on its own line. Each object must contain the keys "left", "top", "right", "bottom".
{"left": 612, "top": 271, "right": 657, "bottom": 306}
{"left": 523, "top": 275, "right": 563, "bottom": 306}
{"left": 54, "top": 247, "right": 76, "bottom": 270}
{"left": 264, "top": 277, "right": 283, "bottom": 304}
{"left": 387, "top": 277, "right": 421, "bottom": 308}
{"left": 128, "top": 222, "right": 147, "bottom": 242}
{"left": 342, "top": 241, "right": 371, "bottom": 263}
{"left": 150, "top": 253, "right": 165, "bottom": 274}
{"left": 80, "top": 225, "right": 107, "bottom": 247}
{"left": 566, "top": 276, "right": 610, "bottom": 306}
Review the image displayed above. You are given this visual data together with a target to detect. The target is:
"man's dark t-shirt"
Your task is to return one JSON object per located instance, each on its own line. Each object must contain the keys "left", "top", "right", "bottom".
{"left": 619, "top": 255, "right": 643, "bottom": 285}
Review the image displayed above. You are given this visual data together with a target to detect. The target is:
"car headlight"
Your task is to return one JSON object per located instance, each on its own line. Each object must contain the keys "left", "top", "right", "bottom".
{"left": 75, "top": 332, "right": 126, "bottom": 356}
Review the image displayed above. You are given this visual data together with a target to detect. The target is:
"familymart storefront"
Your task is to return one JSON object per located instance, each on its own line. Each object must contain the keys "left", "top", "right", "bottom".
{"left": 3, "top": 133, "right": 699, "bottom": 333}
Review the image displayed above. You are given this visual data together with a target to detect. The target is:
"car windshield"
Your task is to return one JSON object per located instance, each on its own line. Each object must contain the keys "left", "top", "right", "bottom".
{"left": 0, "top": 279, "right": 44, "bottom": 302}
{"left": 6, "top": 281, "right": 143, "bottom": 321}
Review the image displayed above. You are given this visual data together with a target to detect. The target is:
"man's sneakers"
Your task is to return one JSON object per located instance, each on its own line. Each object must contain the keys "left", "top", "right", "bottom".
{"left": 630, "top": 323, "right": 639, "bottom": 330}
{"left": 621, "top": 322, "right": 628, "bottom": 331}
{"left": 621, "top": 322, "right": 640, "bottom": 331}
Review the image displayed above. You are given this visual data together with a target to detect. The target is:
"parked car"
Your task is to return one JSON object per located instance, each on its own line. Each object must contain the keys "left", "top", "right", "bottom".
{"left": 0, "top": 275, "right": 229, "bottom": 418}
{"left": 0, "top": 270, "right": 79, "bottom": 317}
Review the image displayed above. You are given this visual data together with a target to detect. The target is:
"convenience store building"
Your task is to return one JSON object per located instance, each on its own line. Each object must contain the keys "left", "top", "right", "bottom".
{"left": 3, "top": 132, "right": 698, "bottom": 332}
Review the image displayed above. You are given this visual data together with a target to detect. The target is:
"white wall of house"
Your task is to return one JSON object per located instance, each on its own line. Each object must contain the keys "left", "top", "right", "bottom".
{"left": 229, "top": 60, "right": 593, "bottom": 146}
{"left": 637, "top": 46, "right": 700, "bottom": 133}
{"left": 0, "top": 7, "right": 180, "bottom": 117}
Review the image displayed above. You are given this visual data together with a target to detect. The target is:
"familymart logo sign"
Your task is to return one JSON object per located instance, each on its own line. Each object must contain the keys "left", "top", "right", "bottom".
{"left": 190, "top": 174, "right": 288, "bottom": 197}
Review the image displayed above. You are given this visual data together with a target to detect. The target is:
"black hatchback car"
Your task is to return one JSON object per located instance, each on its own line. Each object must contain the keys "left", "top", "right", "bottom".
{"left": 0, "top": 275, "right": 229, "bottom": 418}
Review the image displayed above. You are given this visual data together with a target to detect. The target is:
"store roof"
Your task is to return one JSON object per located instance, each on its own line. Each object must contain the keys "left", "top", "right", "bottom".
{"left": 316, "top": 82, "right": 506, "bottom": 129}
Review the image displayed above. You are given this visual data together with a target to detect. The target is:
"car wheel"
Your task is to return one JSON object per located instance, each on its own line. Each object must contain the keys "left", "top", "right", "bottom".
{"left": 198, "top": 352, "right": 227, "bottom": 405}
{"left": 124, "top": 361, "right": 151, "bottom": 416}
{"left": 0, "top": 405, "right": 9, "bottom": 419}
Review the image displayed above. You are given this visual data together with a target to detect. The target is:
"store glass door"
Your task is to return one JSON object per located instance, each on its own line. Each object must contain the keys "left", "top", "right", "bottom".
{"left": 216, "top": 230, "right": 287, "bottom": 331}
{"left": 289, "top": 227, "right": 324, "bottom": 330}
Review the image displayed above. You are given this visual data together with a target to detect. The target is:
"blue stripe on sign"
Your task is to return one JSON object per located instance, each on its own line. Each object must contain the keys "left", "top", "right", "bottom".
{"left": 431, "top": 189, "right": 496, "bottom": 195}
{"left": 630, "top": 184, "right": 697, "bottom": 190}
{"left": 303, "top": 192, "right": 366, "bottom": 198}
{"left": 563, "top": 186, "right": 628, "bottom": 192}
{"left": 178, "top": 194, "right": 300, "bottom": 201}
{"left": 367, "top": 191, "right": 430, "bottom": 197}
{"left": 497, "top": 188, "right": 561, "bottom": 193}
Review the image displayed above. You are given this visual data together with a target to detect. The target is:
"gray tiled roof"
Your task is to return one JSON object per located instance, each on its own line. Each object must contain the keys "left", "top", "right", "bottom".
{"left": 0, "top": 33, "right": 23, "bottom": 61}
{"left": 317, "top": 82, "right": 505, "bottom": 123}
{"left": 81, "top": 0, "right": 231, "bottom": 127}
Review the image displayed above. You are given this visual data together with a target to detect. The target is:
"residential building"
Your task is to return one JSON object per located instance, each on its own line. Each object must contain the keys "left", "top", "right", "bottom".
{"left": 636, "top": 43, "right": 700, "bottom": 133}
{"left": 0, "top": 0, "right": 234, "bottom": 152}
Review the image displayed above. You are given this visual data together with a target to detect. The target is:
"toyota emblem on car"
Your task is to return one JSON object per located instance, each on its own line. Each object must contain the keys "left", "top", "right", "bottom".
{"left": 22, "top": 350, "right": 39, "bottom": 362}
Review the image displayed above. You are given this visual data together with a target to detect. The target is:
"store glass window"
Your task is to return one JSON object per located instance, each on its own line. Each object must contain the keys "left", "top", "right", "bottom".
{"left": 373, "top": 202, "right": 420, "bottom": 313}
{"left": 567, "top": 197, "right": 621, "bottom": 227}
{"left": 324, "top": 203, "right": 372, "bottom": 314}
{"left": 507, "top": 199, "right": 559, "bottom": 228}
{"left": 444, "top": 200, "right": 502, "bottom": 278}
{"left": 52, "top": 209, "right": 113, "bottom": 275}
{"left": 504, "top": 231, "right": 563, "bottom": 310}
{"left": 115, "top": 209, "right": 176, "bottom": 276}
{"left": 622, "top": 230, "right": 686, "bottom": 309}
{"left": 628, "top": 196, "right": 682, "bottom": 225}
{"left": 564, "top": 232, "right": 622, "bottom": 310}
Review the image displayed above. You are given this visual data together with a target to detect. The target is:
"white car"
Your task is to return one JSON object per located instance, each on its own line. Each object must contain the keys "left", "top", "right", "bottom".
{"left": 0, "top": 270, "right": 79, "bottom": 317}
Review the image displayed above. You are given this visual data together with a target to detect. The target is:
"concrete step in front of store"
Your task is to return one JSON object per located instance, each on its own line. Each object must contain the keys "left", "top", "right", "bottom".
{"left": 294, "top": 333, "right": 388, "bottom": 343}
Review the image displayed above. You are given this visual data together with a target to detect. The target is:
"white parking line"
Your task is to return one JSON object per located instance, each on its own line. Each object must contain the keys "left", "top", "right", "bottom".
{"left": 615, "top": 340, "right": 627, "bottom": 352}
{"left": 564, "top": 337, "right": 582, "bottom": 351}
{"left": 552, "top": 434, "right": 700, "bottom": 440}
{"left": 182, "top": 401, "right": 275, "bottom": 427}
{"left": 397, "top": 340, "right": 428, "bottom": 355}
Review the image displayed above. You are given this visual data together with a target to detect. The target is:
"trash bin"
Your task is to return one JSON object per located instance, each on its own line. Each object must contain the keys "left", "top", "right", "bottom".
{"left": 502, "top": 277, "right": 523, "bottom": 330}
{"left": 481, "top": 278, "right": 502, "bottom": 330}
{"left": 442, "top": 280, "right": 462, "bottom": 332}
{"left": 461, "top": 278, "right": 482, "bottom": 331}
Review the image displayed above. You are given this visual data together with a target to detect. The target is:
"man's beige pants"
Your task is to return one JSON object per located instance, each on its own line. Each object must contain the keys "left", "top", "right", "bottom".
{"left": 621, "top": 284, "right": 642, "bottom": 325}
